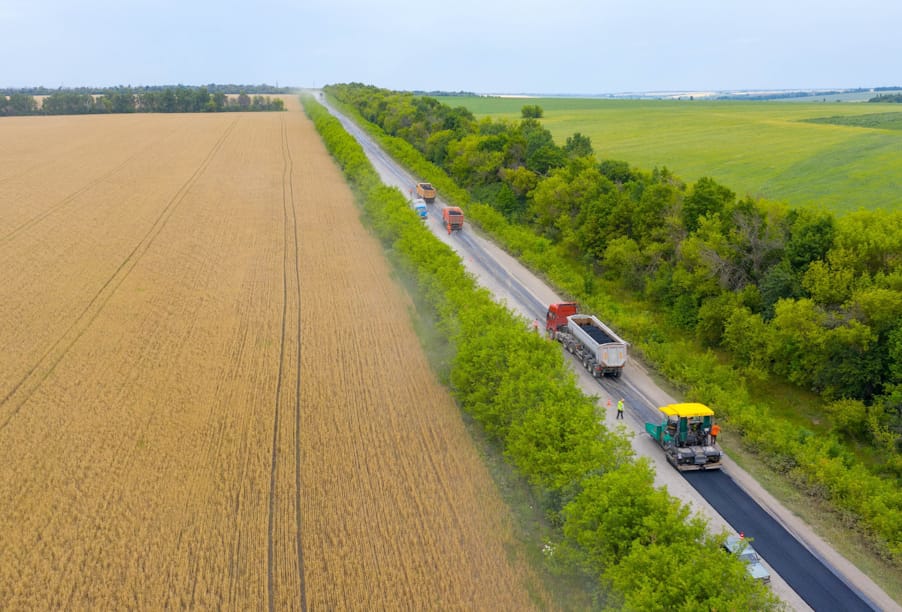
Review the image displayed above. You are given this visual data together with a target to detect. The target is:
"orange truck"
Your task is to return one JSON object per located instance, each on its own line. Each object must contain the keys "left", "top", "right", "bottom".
{"left": 442, "top": 206, "right": 464, "bottom": 234}
{"left": 415, "top": 182, "right": 437, "bottom": 203}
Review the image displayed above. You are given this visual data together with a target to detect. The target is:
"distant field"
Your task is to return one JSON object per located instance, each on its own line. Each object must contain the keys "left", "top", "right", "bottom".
{"left": 442, "top": 97, "right": 902, "bottom": 214}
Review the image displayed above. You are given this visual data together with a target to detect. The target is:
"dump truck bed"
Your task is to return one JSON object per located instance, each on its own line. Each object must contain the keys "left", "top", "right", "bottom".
{"left": 567, "top": 314, "right": 628, "bottom": 368}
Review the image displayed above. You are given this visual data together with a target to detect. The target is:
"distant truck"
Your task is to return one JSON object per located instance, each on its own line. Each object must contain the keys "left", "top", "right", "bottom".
{"left": 545, "top": 302, "right": 628, "bottom": 378}
{"left": 442, "top": 206, "right": 464, "bottom": 234}
{"left": 413, "top": 198, "right": 428, "bottom": 219}
{"left": 416, "top": 182, "right": 437, "bottom": 203}
{"left": 645, "top": 403, "right": 723, "bottom": 471}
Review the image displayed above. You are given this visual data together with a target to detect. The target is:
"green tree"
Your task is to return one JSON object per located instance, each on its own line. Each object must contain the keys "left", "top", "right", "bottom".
{"left": 446, "top": 134, "right": 505, "bottom": 188}
{"left": 505, "top": 390, "right": 604, "bottom": 491}
{"left": 563, "top": 460, "right": 701, "bottom": 567}
{"left": 723, "top": 198, "right": 785, "bottom": 286}
{"left": 695, "top": 291, "right": 741, "bottom": 347}
{"left": 759, "top": 259, "right": 803, "bottom": 318}
{"left": 816, "top": 321, "right": 881, "bottom": 399}
{"left": 887, "top": 323, "right": 902, "bottom": 385}
{"left": 723, "top": 307, "right": 771, "bottom": 377}
{"left": 424, "top": 129, "right": 456, "bottom": 165}
{"left": 193, "top": 87, "right": 211, "bottom": 111}
{"left": 521, "top": 104, "right": 544, "bottom": 118}
{"left": 802, "top": 260, "right": 854, "bottom": 307}
{"left": 830, "top": 210, "right": 902, "bottom": 277}
{"left": 530, "top": 160, "right": 604, "bottom": 241}
{"left": 607, "top": 538, "right": 779, "bottom": 611}
{"left": 682, "top": 176, "right": 735, "bottom": 233}
{"left": 6, "top": 93, "right": 38, "bottom": 115}
{"left": 564, "top": 132, "right": 593, "bottom": 158}
{"left": 574, "top": 189, "right": 620, "bottom": 258}
{"left": 520, "top": 118, "right": 565, "bottom": 174}
{"left": 108, "top": 91, "right": 135, "bottom": 113}
{"left": 598, "top": 159, "right": 633, "bottom": 183}
{"left": 601, "top": 237, "right": 645, "bottom": 291}
{"left": 498, "top": 165, "right": 538, "bottom": 198}
{"left": 767, "top": 298, "right": 828, "bottom": 387}
{"left": 442, "top": 105, "right": 476, "bottom": 133}
{"left": 159, "top": 89, "right": 177, "bottom": 112}
{"left": 670, "top": 231, "right": 723, "bottom": 306}
{"left": 824, "top": 398, "right": 870, "bottom": 439}
{"left": 212, "top": 92, "right": 227, "bottom": 111}
{"left": 785, "top": 208, "right": 835, "bottom": 270}
{"left": 631, "top": 180, "right": 681, "bottom": 250}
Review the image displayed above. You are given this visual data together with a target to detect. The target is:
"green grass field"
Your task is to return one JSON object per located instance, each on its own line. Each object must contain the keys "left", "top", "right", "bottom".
{"left": 442, "top": 97, "right": 902, "bottom": 215}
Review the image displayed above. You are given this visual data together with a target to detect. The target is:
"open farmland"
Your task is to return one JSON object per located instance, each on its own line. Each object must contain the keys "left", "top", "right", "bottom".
{"left": 0, "top": 103, "right": 545, "bottom": 608}
{"left": 444, "top": 96, "right": 902, "bottom": 215}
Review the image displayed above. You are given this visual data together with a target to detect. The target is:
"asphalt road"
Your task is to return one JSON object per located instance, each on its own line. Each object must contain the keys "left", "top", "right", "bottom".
{"left": 321, "top": 98, "right": 881, "bottom": 612}
{"left": 685, "top": 470, "right": 875, "bottom": 611}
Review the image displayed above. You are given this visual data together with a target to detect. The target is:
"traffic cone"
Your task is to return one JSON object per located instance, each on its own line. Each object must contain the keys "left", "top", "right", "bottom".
{"left": 606, "top": 399, "right": 612, "bottom": 409}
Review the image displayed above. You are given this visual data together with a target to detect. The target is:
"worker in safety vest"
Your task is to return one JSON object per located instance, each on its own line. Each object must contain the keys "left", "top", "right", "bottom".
{"left": 710, "top": 423, "right": 721, "bottom": 444}
{"left": 616, "top": 399, "right": 624, "bottom": 420}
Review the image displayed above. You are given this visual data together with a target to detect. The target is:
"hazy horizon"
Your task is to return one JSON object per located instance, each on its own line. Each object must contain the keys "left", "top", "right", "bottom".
{"left": 2, "top": 0, "right": 900, "bottom": 93}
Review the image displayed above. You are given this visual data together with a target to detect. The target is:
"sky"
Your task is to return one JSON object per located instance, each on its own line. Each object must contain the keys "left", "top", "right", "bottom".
{"left": 2, "top": 0, "right": 900, "bottom": 94}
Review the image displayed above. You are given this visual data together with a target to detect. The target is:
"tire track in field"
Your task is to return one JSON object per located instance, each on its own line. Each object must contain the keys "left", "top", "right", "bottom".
{"left": 267, "top": 114, "right": 306, "bottom": 611}
{"left": 0, "top": 132, "right": 172, "bottom": 246}
{"left": 0, "top": 117, "right": 241, "bottom": 429}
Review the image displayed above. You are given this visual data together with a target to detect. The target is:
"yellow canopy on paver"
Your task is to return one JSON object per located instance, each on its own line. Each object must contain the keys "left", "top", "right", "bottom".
{"left": 659, "top": 403, "right": 715, "bottom": 418}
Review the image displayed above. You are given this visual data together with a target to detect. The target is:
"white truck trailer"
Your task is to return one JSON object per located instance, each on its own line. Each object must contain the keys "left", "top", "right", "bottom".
{"left": 553, "top": 310, "right": 628, "bottom": 378}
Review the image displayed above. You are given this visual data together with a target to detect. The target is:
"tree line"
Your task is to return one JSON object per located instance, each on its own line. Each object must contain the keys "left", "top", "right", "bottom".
{"left": 303, "top": 94, "right": 778, "bottom": 610}
{"left": 869, "top": 93, "right": 902, "bottom": 103}
{"left": 1, "top": 83, "right": 292, "bottom": 96}
{"left": 0, "top": 86, "right": 285, "bottom": 116}
{"left": 325, "top": 83, "right": 902, "bottom": 568}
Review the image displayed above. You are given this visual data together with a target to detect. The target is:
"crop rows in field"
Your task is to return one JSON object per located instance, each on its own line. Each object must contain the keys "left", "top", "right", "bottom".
{"left": 0, "top": 106, "right": 544, "bottom": 608}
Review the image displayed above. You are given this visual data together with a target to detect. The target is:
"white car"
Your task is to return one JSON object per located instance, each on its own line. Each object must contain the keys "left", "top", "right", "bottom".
{"left": 724, "top": 535, "right": 771, "bottom": 584}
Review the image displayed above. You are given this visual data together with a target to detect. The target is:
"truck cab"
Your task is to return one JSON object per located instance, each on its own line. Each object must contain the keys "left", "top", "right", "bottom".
{"left": 545, "top": 302, "right": 579, "bottom": 337}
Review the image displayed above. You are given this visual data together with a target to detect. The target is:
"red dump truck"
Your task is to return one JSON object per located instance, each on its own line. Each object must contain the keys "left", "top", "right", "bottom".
{"left": 546, "top": 302, "right": 628, "bottom": 377}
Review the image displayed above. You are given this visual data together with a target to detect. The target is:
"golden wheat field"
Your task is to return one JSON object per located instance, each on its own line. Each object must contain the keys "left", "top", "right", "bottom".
{"left": 0, "top": 101, "right": 547, "bottom": 609}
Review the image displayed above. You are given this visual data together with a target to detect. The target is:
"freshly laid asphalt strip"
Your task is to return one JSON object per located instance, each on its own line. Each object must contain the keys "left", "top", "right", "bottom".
{"left": 683, "top": 470, "right": 876, "bottom": 611}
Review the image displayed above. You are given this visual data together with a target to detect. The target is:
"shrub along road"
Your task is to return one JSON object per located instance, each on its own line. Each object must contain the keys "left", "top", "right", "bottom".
{"left": 321, "top": 95, "right": 897, "bottom": 612}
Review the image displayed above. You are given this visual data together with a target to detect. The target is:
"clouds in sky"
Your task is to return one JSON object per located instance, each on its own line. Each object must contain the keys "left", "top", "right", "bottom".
{"left": 2, "top": 0, "right": 899, "bottom": 92}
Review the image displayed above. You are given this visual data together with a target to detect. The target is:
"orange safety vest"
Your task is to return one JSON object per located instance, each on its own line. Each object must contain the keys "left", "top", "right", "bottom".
{"left": 711, "top": 424, "right": 721, "bottom": 436}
